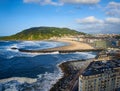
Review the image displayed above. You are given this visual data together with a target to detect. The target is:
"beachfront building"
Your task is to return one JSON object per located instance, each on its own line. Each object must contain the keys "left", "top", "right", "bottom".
{"left": 117, "top": 40, "right": 120, "bottom": 47}
{"left": 79, "top": 60, "right": 120, "bottom": 91}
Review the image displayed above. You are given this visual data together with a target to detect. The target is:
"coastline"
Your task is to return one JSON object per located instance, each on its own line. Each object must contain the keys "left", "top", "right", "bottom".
{"left": 50, "top": 58, "right": 96, "bottom": 91}
{"left": 17, "top": 38, "right": 101, "bottom": 53}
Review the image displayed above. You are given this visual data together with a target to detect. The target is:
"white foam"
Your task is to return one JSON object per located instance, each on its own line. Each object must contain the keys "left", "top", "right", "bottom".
{"left": 18, "top": 41, "right": 57, "bottom": 48}
{"left": 37, "top": 70, "right": 63, "bottom": 91}
{"left": 10, "top": 44, "right": 18, "bottom": 49}
{"left": 0, "top": 41, "right": 9, "bottom": 43}
{"left": 6, "top": 48, "right": 19, "bottom": 53}
{"left": 0, "top": 77, "right": 37, "bottom": 84}
{"left": 74, "top": 52, "right": 96, "bottom": 59}
{"left": 3, "top": 84, "right": 18, "bottom": 91}
{"left": 18, "top": 41, "right": 41, "bottom": 47}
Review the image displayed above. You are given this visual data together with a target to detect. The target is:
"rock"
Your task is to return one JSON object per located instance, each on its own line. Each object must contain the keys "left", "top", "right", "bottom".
{"left": 11, "top": 47, "right": 18, "bottom": 50}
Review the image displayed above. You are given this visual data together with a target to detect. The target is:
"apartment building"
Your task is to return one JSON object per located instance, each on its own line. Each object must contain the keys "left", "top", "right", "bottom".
{"left": 79, "top": 60, "right": 120, "bottom": 91}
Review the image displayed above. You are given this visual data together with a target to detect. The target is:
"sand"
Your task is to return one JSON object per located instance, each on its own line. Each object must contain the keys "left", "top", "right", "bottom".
{"left": 50, "top": 38, "right": 94, "bottom": 51}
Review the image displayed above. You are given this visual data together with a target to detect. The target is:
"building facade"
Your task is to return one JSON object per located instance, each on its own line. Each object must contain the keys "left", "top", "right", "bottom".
{"left": 79, "top": 60, "right": 120, "bottom": 91}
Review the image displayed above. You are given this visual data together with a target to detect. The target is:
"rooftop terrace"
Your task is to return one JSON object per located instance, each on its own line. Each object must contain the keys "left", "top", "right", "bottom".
{"left": 82, "top": 60, "right": 120, "bottom": 76}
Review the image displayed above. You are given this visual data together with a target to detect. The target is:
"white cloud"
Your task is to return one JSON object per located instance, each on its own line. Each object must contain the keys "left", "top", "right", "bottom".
{"left": 60, "top": 0, "right": 100, "bottom": 4}
{"left": 107, "top": 2, "right": 120, "bottom": 9}
{"left": 76, "top": 16, "right": 120, "bottom": 34}
{"left": 23, "top": 0, "right": 40, "bottom": 3}
{"left": 105, "top": 2, "right": 120, "bottom": 17}
{"left": 23, "top": 0, "right": 100, "bottom": 6}
{"left": 23, "top": 0, "right": 63, "bottom": 6}
{"left": 76, "top": 16, "right": 103, "bottom": 24}
{"left": 105, "top": 17, "right": 120, "bottom": 24}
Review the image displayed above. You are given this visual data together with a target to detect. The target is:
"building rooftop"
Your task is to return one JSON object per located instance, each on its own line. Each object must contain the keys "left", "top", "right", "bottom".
{"left": 82, "top": 60, "right": 120, "bottom": 76}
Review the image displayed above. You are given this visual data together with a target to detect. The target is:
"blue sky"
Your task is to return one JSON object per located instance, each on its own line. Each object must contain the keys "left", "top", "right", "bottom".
{"left": 0, "top": 0, "right": 120, "bottom": 36}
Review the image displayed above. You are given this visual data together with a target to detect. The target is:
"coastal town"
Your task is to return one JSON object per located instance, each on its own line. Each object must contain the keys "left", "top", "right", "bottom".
{"left": 49, "top": 34, "right": 120, "bottom": 91}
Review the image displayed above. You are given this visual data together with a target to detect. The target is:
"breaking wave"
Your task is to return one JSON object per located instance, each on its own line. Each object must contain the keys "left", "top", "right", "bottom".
{"left": 0, "top": 41, "right": 68, "bottom": 59}
{"left": 0, "top": 69, "right": 63, "bottom": 91}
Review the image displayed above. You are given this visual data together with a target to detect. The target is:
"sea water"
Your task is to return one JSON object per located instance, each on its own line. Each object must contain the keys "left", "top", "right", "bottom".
{"left": 0, "top": 41, "right": 97, "bottom": 91}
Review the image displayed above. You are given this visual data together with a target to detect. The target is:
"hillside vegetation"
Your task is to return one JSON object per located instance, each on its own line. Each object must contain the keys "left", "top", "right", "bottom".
{"left": 0, "top": 27, "right": 85, "bottom": 40}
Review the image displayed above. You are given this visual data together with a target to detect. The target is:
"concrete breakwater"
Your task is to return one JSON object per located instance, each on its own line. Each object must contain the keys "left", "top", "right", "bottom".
{"left": 50, "top": 58, "right": 95, "bottom": 91}
{"left": 18, "top": 48, "right": 104, "bottom": 53}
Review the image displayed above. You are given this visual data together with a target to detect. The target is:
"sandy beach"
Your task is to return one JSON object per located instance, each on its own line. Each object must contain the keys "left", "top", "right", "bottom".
{"left": 49, "top": 38, "right": 94, "bottom": 51}
{"left": 18, "top": 38, "right": 96, "bottom": 53}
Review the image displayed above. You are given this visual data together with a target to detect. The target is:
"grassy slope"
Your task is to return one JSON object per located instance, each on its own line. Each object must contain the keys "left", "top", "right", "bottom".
{"left": 0, "top": 27, "right": 85, "bottom": 40}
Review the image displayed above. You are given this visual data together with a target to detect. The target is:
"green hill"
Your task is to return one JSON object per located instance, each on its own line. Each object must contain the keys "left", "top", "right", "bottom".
{"left": 0, "top": 27, "right": 85, "bottom": 40}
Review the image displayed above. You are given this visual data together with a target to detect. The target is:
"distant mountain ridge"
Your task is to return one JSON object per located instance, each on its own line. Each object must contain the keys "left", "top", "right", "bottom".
{"left": 0, "top": 27, "right": 85, "bottom": 40}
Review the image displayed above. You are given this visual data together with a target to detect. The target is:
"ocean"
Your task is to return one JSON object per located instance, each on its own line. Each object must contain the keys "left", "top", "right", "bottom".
{"left": 0, "top": 41, "right": 97, "bottom": 91}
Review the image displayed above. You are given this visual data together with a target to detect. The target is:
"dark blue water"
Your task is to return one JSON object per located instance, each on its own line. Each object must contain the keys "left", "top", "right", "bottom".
{"left": 0, "top": 41, "right": 96, "bottom": 91}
